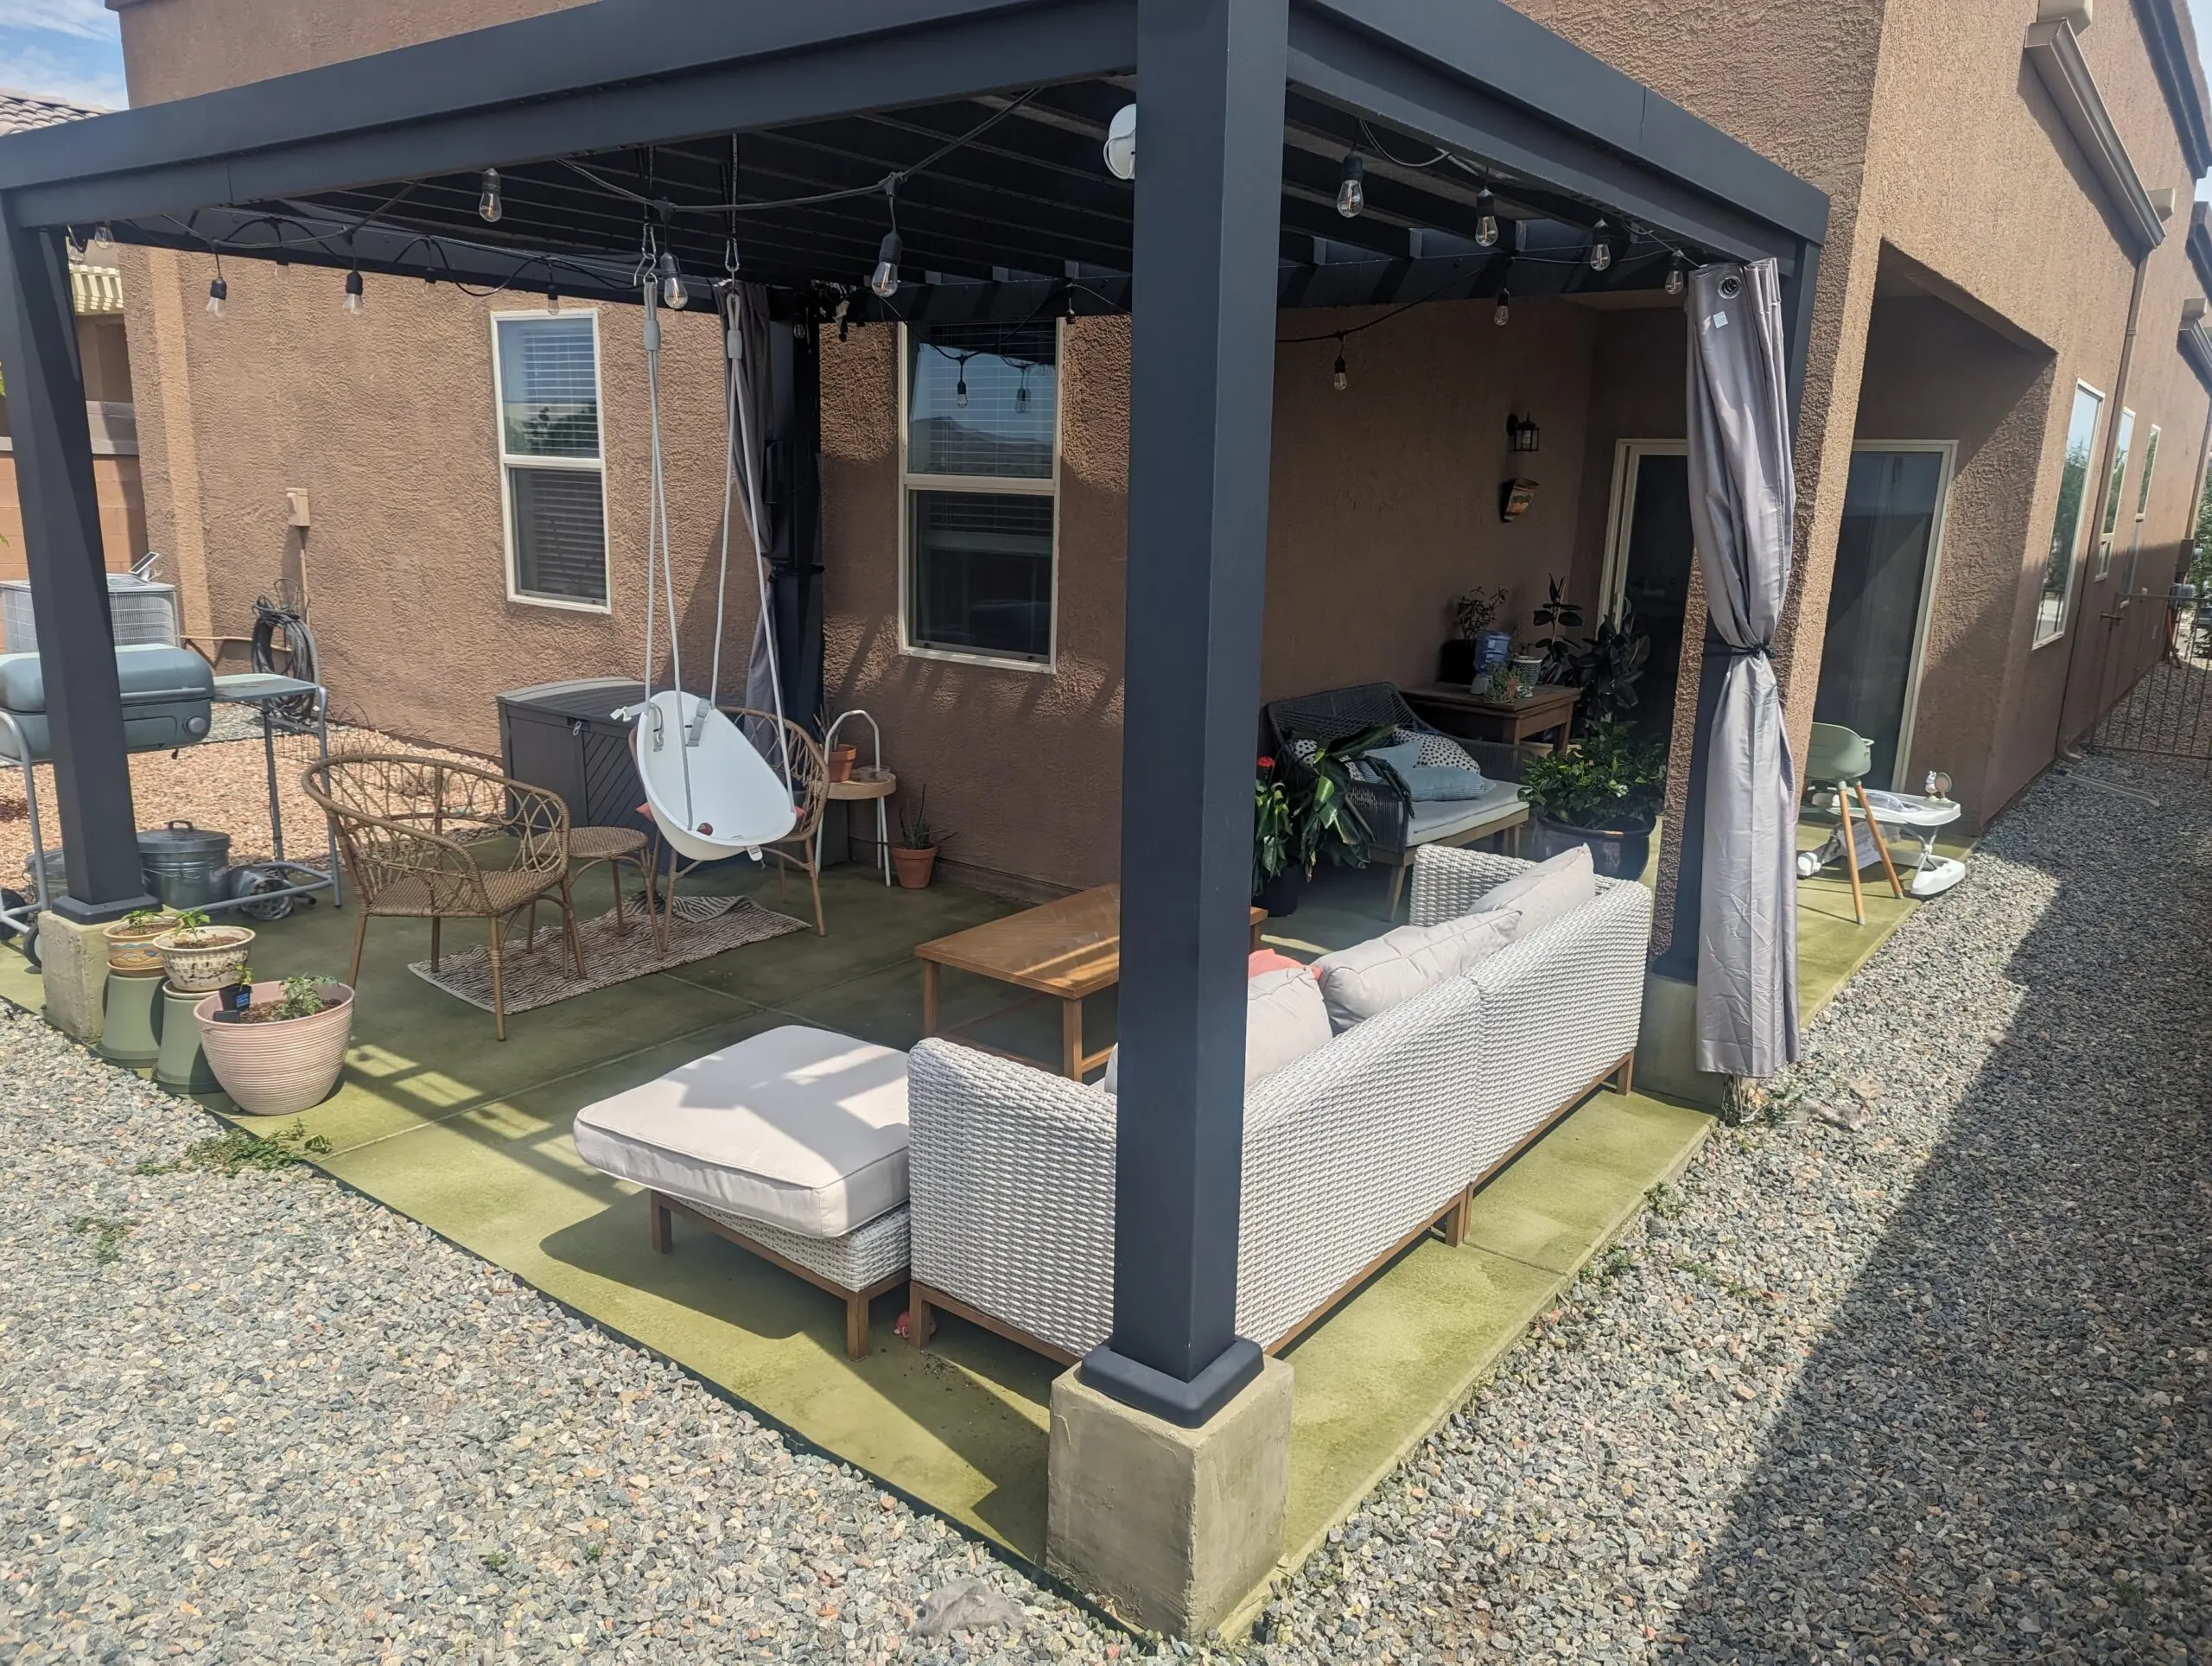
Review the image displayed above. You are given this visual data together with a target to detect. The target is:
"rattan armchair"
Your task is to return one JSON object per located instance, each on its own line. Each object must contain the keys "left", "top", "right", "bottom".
{"left": 302, "top": 753, "right": 585, "bottom": 1040}
{"left": 652, "top": 711, "right": 830, "bottom": 937}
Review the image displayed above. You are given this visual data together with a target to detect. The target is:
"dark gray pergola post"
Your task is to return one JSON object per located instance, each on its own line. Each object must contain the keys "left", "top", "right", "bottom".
{"left": 0, "top": 198, "right": 151, "bottom": 922}
{"left": 1090, "top": 0, "right": 1287, "bottom": 1428}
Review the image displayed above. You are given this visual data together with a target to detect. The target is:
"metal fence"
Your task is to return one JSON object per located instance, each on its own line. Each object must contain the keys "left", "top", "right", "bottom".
{"left": 2090, "top": 598, "right": 2212, "bottom": 774}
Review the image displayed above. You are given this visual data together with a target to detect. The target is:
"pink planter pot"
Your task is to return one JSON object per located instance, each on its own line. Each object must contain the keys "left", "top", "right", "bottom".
{"left": 194, "top": 982, "right": 355, "bottom": 1117}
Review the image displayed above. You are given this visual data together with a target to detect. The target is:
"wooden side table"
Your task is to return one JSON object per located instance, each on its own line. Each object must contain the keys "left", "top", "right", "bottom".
{"left": 1404, "top": 683, "right": 1580, "bottom": 747}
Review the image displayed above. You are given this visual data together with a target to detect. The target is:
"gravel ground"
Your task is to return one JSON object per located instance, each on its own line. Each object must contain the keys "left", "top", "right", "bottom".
{"left": 0, "top": 724, "right": 487, "bottom": 886}
{"left": 3, "top": 753, "right": 2205, "bottom": 1663}
{"left": 1256, "top": 753, "right": 2211, "bottom": 1663}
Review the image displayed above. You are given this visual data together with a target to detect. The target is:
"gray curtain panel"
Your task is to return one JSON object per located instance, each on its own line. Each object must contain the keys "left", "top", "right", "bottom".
{"left": 1683, "top": 258, "right": 1802, "bottom": 1078}
{"left": 725, "top": 283, "right": 785, "bottom": 759}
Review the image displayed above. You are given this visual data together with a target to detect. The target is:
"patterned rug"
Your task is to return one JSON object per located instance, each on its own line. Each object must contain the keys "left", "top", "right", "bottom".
{"left": 406, "top": 895, "right": 808, "bottom": 1015}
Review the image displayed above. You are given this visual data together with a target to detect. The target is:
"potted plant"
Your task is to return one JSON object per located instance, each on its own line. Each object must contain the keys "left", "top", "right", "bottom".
{"left": 1570, "top": 607, "right": 1652, "bottom": 725}
{"left": 1529, "top": 575, "right": 1586, "bottom": 684}
{"left": 1252, "top": 757, "right": 1300, "bottom": 915}
{"left": 892, "top": 787, "right": 949, "bottom": 889}
{"left": 1281, "top": 724, "right": 1410, "bottom": 879}
{"left": 1439, "top": 586, "right": 1508, "bottom": 684}
{"left": 103, "top": 906, "right": 181, "bottom": 975}
{"left": 154, "top": 909, "right": 255, "bottom": 992}
{"left": 827, "top": 742, "right": 858, "bottom": 785}
{"left": 1515, "top": 717, "right": 1666, "bottom": 879}
{"left": 194, "top": 973, "right": 355, "bottom": 1117}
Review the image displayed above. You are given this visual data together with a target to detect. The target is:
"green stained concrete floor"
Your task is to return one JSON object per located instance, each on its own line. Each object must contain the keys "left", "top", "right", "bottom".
{"left": 0, "top": 832, "right": 1924, "bottom": 1577}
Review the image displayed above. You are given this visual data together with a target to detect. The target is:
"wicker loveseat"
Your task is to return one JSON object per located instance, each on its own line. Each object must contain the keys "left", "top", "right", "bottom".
{"left": 1262, "top": 682, "right": 1534, "bottom": 915}
{"left": 901, "top": 844, "right": 1652, "bottom": 1364}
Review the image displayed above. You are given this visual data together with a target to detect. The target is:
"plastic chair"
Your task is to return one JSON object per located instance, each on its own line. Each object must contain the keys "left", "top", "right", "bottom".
{"left": 1803, "top": 722, "right": 1904, "bottom": 925}
{"left": 652, "top": 712, "right": 830, "bottom": 937}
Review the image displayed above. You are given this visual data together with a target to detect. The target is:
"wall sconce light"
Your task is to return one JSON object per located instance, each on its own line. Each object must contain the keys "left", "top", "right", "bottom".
{"left": 1506, "top": 412, "right": 1541, "bottom": 454}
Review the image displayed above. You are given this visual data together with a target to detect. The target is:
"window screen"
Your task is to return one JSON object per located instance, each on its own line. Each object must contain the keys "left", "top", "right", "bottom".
{"left": 901, "top": 321, "right": 1058, "bottom": 663}
{"left": 494, "top": 313, "right": 608, "bottom": 607}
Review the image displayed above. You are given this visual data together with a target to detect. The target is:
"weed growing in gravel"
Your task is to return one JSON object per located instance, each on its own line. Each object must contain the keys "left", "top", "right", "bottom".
{"left": 582, "top": 1544, "right": 605, "bottom": 1563}
{"left": 134, "top": 1119, "right": 334, "bottom": 1178}
{"left": 481, "top": 1552, "right": 509, "bottom": 1572}
{"left": 68, "top": 1215, "right": 136, "bottom": 1265}
{"left": 1669, "top": 1254, "right": 1780, "bottom": 1307}
{"left": 1644, "top": 1180, "right": 1690, "bottom": 1221}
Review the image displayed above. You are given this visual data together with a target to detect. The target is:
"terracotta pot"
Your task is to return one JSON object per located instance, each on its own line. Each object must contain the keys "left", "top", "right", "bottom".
{"left": 103, "top": 913, "right": 181, "bottom": 975}
{"left": 892, "top": 845, "right": 938, "bottom": 889}
{"left": 827, "top": 744, "right": 859, "bottom": 785}
{"left": 194, "top": 981, "right": 354, "bottom": 1117}
{"left": 154, "top": 925, "right": 256, "bottom": 992}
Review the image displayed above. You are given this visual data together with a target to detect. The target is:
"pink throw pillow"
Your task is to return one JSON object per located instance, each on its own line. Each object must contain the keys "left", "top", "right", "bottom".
{"left": 1249, "top": 948, "right": 1313, "bottom": 980}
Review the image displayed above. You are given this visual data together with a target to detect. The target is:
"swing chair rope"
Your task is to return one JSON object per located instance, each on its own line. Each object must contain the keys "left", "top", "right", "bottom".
{"left": 640, "top": 278, "right": 697, "bottom": 826}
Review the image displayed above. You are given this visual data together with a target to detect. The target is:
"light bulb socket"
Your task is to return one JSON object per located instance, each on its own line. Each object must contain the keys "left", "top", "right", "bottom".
{"left": 871, "top": 230, "right": 903, "bottom": 300}
{"left": 545, "top": 283, "right": 561, "bottom": 313}
{"left": 1336, "top": 153, "right": 1365, "bottom": 219}
{"left": 205, "top": 277, "right": 227, "bottom": 317}
{"left": 479, "top": 167, "right": 504, "bottom": 224}
{"left": 342, "top": 268, "right": 364, "bottom": 313}
{"left": 1332, "top": 351, "right": 1348, "bottom": 391}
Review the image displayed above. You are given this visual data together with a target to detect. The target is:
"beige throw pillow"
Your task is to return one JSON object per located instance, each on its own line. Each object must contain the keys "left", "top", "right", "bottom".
{"left": 1468, "top": 844, "right": 1597, "bottom": 941}
{"left": 1103, "top": 963, "right": 1332, "bottom": 1092}
{"left": 1312, "top": 910, "right": 1521, "bottom": 1032}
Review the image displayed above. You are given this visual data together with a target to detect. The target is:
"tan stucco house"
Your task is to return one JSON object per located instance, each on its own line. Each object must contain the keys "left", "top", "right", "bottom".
{"left": 105, "top": 0, "right": 2212, "bottom": 932}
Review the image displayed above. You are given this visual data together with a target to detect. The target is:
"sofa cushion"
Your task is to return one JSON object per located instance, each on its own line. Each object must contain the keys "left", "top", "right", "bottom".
{"left": 1467, "top": 844, "right": 1597, "bottom": 940}
{"left": 1351, "top": 737, "right": 1421, "bottom": 787}
{"left": 1394, "top": 726, "right": 1484, "bottom": 771}
{"left": 1313, "top": 910, "right": 1520, "bottom": 1030}
{"left": 572, "top": 1025, "right": 910, "bottom": 1239}
{"left": 1103, "top": 965, "right": 1332, "bottom": 1093}
{"left": 1405, "top": 763, "right": 1489, "bottom": 801}
{"left": 1249, "top": 947, "right": 1310, "bottom": 978}
{"left": 1405, "top": 780, "right": 1524, "bottom": 843}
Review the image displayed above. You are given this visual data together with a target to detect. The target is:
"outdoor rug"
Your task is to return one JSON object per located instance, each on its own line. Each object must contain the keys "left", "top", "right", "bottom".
{"left": 406, "top": 895, "right": 808, "bottom": 1014}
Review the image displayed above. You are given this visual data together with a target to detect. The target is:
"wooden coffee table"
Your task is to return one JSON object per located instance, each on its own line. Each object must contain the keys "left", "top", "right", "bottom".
{"left": 916, "top": 883, "right": 1267, "bottom": 1080}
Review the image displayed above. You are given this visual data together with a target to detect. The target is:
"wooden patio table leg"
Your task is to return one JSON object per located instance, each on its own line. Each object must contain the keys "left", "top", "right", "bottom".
{"left": 1855, "top": 783, "right": 1906, "bottom": 900}
{"left": 920, "top": 959, "right": 942, "bottom": 1040}
{"left": 350, "top": 905, "right": 372, "bottom": 985}
{"left": 1836, "top": 786, "right": 1867, "bottom": 925}
{"left": 906, "top": 1282, "right": 932, "bottom": 1351}
{"left": 844, "top": 1294, "right": 871, "bottom": 1360}
{"left": 1060, "top": 994, "right": 1084, "bottom": 1080}
{"left": 650, "top": 1192, "right": 671, "bottom": 1254}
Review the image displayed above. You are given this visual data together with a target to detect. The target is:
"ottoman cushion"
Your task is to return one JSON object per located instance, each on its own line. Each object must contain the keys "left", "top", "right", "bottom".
{"left": 574, "top": 1025, "right": 909, "bottom": 1238}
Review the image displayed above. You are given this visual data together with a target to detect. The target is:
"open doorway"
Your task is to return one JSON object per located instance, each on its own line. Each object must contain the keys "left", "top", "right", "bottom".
{"left": 1812, "top": 443, "right": 1955, "bottom": 790}
{"left": 1598, "top": 439, "right": 1693, "bottom": 743}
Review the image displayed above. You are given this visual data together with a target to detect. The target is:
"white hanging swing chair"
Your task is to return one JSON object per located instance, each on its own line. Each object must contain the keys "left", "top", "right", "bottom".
{"left": 630, "top": 265, "right": 798, "bottom": 864}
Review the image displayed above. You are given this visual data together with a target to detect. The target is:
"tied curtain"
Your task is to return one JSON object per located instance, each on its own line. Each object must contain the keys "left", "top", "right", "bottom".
{"left": 723, "top": 283, "right": 784, "bottom": 756}
{"left": 1683, "top": 258, "right": 1802, "bottom": 1078}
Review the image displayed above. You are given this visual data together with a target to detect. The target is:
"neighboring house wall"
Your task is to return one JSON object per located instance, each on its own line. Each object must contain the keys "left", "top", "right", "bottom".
{"left": 0, "top": 304, "right": 145, "bottom": 580}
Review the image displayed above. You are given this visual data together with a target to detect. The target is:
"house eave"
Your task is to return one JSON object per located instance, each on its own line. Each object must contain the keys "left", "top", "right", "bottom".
{"left": 2131, "top": 0, "right": 2212, "bottom": 179}
{"left": 2024, "top": 18, "right": 2167, "bottom": 258}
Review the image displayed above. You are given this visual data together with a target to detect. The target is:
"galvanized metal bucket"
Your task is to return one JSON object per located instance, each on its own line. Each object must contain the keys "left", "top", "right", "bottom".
{"left": 137, "top": 820, "right": 232, "bottom": 910}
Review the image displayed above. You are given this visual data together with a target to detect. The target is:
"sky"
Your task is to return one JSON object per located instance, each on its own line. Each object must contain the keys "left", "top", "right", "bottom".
{"left": 0, "top": 0, "right": 2209, "bottom": 177}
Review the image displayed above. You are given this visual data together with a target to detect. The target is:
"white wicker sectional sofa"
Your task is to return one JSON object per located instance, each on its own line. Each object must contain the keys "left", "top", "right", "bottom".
{"left": 904, "top": 844, "right": 1653, "bottom": 1363}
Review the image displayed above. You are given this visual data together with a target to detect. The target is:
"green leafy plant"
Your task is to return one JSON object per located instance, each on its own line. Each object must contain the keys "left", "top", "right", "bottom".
{"left": 1572, "top": 608, "right": 1652, "bottom": 721}
{"left": 1452, "top": 586, "right": 1508, "bottom": 642}
{"left": 254, "top": 975, "right": 333, "bottom": 1023}
{"left": 1484, "top": 658, "right": 1524, "bottom": 701}
{"left": 1529, "top": 576, "right": 1586, "bottom": 684}
{"left": 121, "top": 906, "right": 174, "bottom": 929}
{"left": 136, "top": 1119, "right": 333, "bottom": 1178}
{"left": 1253, "top": 758, "right": 1295, "bottom": 895}
{"left": 1281, "top": 724, "right": 1409, "bottom": 874}
{"left": 896, "top": 785, "right": 950, "bottom": 852}
{"left": 1516, "top": 717, "right": 1665, "bottom": 831}
{"left": 69, "top": 1215, "right": 136, "bottom": 1265}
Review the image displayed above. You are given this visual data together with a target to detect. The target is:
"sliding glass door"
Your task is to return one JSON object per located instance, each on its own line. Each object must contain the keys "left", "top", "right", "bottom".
{"left": 1812, "top": 444, "right": 1955, "bottom": 790}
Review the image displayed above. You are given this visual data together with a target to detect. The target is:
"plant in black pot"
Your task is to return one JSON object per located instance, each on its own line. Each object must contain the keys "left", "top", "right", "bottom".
{"left": 1253, "top": 756, "right": 1300, "bottom": 915}
{"left": 1516, "top": 717, "right": 1666, "bottom": 880}
{"left": 1572, "top": 607, "right": 1652, "bottom": 725}
{"left": 1529, "top": 576, "right": 1586, "bottom": 684}
{"left": 1438, "top": 586, "right": 1508, "bottom": 685}
{"left": 1260, "top": 725, "right": 1410, "bottom": 911}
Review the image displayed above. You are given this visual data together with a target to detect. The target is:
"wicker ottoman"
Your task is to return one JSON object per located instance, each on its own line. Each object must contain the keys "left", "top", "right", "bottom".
{"left": 573, "top": 1025, "right": 911, "bottom": 1357}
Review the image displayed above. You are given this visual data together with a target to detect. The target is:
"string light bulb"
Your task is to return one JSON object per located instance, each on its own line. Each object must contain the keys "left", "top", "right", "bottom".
{"left": 1336, "top": 153, "right": 1365, "bottom": 219}
{"left": 657, "top": 250, "right": 688, "bottom": 310}
{"left": 205, "top": 276, "right": 227, "bottom": 319}
{"left": 342, "top": 268, "right": 364, "bottom": 315}
{"left": 92, "top": 223, "right": 112, "bottom": 249}
{"left": 1474, "top": 189, "right": 1499, "bottom": 249}
{"left": 67, "top": 226, "right": 88, "bottom": 256}
{"left": 1665, "top": 255, "right": 1686, "bottom": 296}
{"left": 1587, "top": 219, "right": 1614, "bottom": 273}
{"left": 1493, "top": 287, "right": 1511, "bottom": 327}
{"left": 478, "top": 168, "right": 504, "bottom": 224}
{"left": 545, "top": 282, "right": 562, "bottom": 315}
{"left": 956, "top": 372, "right": 969, "bottom": 409}
{"left": 870, "top": 230, "right": 903, "bottom": 299}
{"left": 1332, "top": 338, "right": 1349, "bottom": 392}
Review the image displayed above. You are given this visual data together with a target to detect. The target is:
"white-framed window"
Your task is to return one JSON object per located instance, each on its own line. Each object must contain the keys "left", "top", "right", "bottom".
{"left": 898, "top": 319, "right": 1060, "bottom": 669}
{"left": 2036, "top": 380, "right": 2104, "bottom": 646}
{"left": 2126, "top": 423, "right": 2161, "bottom": 589}
{"left": 491, "top": 308, "right": 611, "bottom": 611}
{"left": 2094, "top": 405, "right": 2134, "bottom": 581}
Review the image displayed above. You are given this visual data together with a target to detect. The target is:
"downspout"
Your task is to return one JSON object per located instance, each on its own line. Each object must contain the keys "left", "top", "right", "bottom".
{"left": 2056, "top": 250, "right": 2147, "bottom": 759}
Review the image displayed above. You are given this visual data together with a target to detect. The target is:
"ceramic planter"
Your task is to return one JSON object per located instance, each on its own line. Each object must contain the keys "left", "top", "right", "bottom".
{"left": 892, "top": 845, "right": 938, "bottom": 889}
{"left": 1529, "top": 817, "right": 1652, "bottom": 881}
{"left": 102, "top": 913, "right": 181, "bottom": 975}
{"left": 194, "top": 981, "right": 354, "bottom": 1116}
{"left": 154, "top": 925, "right": 256, "bottom": 992}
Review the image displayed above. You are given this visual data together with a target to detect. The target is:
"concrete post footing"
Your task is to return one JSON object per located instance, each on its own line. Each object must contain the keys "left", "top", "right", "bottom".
{"left": 1632, "top": 969, "right": 1728, "bottom": 1110}
{"left": 39, "top": 914, "right": 109, "bottom": 1045}
{"left": 1046, "top": 1354, "right": 1292, "bottom": 1638}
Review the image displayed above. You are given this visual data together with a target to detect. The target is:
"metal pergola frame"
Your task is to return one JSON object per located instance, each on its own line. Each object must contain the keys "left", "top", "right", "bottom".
{"left": 0, "top": 0, "right": 1826, "bottom": 1428}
